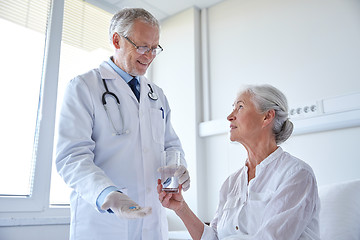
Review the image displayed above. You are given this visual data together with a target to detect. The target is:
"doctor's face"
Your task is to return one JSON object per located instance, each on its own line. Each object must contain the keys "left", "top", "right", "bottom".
{"left": 227, "top": 92, "right": 265, "bottom": 144}
{"left": 113, "top": 20, "right": 159, "bottom": 76}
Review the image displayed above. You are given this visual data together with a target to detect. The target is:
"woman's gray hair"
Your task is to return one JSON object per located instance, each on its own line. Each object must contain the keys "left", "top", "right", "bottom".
{"left": 109, "top": 8, "right": 160, "bottom": 44}
{"left": 238, "top": 84, "right": 294, "bottom": 144}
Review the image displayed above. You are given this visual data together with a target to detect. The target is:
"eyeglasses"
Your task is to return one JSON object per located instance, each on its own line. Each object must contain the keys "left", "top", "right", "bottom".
{"left": 123, "top": 36, "right": 163, "bottom": 56}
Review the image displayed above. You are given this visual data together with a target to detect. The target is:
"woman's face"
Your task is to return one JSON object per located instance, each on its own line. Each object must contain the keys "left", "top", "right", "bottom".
{"left": 227, "top": 92, "right": 266, "bottom": 143}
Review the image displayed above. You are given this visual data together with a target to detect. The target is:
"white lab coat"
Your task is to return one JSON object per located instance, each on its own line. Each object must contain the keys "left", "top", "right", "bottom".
{"left": 56, "top": 61, "right": 185, "bottom": 240}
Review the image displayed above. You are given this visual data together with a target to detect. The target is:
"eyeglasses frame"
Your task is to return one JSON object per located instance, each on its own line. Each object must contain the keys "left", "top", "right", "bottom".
{"left": 123, "top": 36, "right": 163, "bottom": 56}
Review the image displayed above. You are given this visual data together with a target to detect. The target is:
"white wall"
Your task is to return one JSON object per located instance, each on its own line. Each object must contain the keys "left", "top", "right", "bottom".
{"left": 207, "top": 0, "right": 360, "bottom": 119}
{"left": 198, "top": 0, "right": 360, "bottom": 222}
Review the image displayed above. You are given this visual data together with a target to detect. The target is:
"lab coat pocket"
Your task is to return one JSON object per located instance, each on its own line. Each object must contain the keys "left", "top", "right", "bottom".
{"left": 149, "top": 108, "right": 165, "bottom": 145}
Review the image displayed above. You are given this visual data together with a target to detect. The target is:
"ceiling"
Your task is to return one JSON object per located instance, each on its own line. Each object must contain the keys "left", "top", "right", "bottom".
{"left": 84, "top": 0, "right": 226, "bottom": 21}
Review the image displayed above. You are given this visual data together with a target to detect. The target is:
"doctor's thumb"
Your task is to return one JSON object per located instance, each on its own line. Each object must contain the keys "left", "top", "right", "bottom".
{"left": 101, "top": 201, "right": 111, "bottom": 211}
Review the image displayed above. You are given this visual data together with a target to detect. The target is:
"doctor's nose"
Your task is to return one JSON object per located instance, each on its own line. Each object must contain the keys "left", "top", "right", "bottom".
{"left": 142, "top": 50, "right": 156, "bottom": 59}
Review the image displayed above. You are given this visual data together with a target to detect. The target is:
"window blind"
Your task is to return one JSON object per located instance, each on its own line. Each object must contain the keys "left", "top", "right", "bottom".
{"left": 0, "top": 0, "right": 50, "bottom": 34}
{"left": 62, "top": 0, "right": 112, "bottom": 52}
{"left": 0, "top": 0, "right": 113, "bottom": 52}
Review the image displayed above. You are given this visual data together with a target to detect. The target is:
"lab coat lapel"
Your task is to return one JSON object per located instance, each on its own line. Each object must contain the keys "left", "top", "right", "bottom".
{"left": 99, "top": 61, "right": 140, "bottom": 102}
{"left": 139, "top": 76, "right": 148, "bottom": 104}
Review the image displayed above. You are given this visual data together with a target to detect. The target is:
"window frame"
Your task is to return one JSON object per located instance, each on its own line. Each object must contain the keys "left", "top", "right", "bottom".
{"left": 0, "top": 0, "right": 69, "bottom": 225}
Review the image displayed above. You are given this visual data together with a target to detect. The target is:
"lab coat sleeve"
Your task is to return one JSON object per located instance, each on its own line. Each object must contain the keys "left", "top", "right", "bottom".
{"left": 56, "top": 76, "right": 116, "bottom": 210}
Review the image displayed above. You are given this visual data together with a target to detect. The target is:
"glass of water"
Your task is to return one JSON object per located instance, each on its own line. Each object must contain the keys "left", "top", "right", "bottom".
{"left": 161, "top": 150, "right": 181, "bottom": 193}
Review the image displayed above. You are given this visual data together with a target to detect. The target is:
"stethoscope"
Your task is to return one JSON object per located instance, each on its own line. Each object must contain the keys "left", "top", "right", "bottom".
{"left": 147, "top": 84, "right": 158, "bottom": 101}
{"left": 102, "top": 78, "right": 158, "bottom": 135}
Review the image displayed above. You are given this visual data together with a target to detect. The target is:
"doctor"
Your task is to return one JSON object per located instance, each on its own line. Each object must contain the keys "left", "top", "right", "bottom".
{"left": 56, "top": 8, "right": 190, "bottom": 240}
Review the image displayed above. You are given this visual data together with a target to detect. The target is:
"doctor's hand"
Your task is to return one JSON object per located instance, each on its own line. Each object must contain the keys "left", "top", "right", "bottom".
{"left": 157, "top": 179, "right": 185, "bottom": 212}
{"left": 157, "top": 165, "right": 190, "bottom": 191}
{"left": 101, "top": 191, "right": 152, "bottom": 219}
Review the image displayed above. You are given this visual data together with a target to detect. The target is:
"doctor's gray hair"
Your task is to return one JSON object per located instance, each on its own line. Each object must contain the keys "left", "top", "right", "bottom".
{"left": 238, "top": 84, "right": 294, "bottom": 144}
{"left": 109, "top": 8, "right": 160, "bottom": 44}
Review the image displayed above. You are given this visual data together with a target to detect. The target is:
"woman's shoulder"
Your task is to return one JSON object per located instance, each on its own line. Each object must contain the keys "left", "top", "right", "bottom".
{"left": 279, "top": 150, "right": 316, "bottom": 178}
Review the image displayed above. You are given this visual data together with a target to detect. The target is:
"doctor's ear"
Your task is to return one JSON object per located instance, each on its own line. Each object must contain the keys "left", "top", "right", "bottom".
{"left": 112, "top": 33, "right": 121, "bottom": 49}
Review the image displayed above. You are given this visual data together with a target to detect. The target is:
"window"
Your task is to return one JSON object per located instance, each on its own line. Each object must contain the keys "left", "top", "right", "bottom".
{"left": 0, "top": 0, "right": 51, "bottom": 197}
{"left": 0, "top": 0, "right": 112, "bottom": 216}
{"left": 50, "top": 0, "right": 113, "bottom": 205}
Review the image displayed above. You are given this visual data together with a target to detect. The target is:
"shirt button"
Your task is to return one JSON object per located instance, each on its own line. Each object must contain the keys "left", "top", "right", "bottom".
{"left": 235, "top": 226, "right": 239, "bottom": 230}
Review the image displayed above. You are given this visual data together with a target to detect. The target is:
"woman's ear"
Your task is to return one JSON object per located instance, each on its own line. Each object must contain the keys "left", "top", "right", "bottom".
{"left": 263, "top": 109, "right": 275, "bottom": 127}
{"left": 112, "top": 33, "right": 121, "bottom": 49}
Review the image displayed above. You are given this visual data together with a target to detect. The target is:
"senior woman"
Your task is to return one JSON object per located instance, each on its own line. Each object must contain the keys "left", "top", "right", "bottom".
{"left": 157, "top": 84, "right": 320, "bottom": 240}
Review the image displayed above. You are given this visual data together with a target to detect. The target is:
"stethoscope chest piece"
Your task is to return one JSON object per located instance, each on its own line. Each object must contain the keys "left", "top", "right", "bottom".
{"left": 147, "top": 84, "right": 158, "bottom": 100}
{"left": 148, "top": 91, "right": 158, "bottom": 100}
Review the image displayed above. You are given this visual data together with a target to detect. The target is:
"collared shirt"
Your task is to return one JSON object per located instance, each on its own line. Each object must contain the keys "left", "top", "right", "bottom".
{"left": 202, "top": 147, "right": 320, "bottom": 240}
{"left": 106, "top": 57, "right": 139, "bottom": 91}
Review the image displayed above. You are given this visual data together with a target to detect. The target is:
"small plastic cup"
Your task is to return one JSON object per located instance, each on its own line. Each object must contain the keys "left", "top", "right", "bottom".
{"left": 161, "top": 150, "right": 181, "bottom": 193}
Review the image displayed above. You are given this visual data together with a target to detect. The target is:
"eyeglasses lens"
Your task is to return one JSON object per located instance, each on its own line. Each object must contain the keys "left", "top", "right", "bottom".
{"left": 137, "top": 47, "right": 162, "bottom": 56}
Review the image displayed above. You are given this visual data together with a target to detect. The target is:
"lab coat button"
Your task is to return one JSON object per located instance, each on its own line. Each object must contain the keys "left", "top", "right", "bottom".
{"left": 235, "top": 226, "right": 239, "bottom": 230}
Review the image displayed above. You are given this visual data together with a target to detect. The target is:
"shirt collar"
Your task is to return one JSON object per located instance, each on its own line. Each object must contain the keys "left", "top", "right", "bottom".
{"left": 107, "top": 57, "right": 139, "bottom": 84}
{"left": 244, "top": 147, "right": 283, "bottom": 170}
{"left": 257, "top": 146, "right": 283, "bottom": 170}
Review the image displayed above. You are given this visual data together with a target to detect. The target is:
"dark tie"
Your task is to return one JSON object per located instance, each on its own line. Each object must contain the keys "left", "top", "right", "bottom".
{"left": 128, "top": 77, "right": 140, "bottom": 101}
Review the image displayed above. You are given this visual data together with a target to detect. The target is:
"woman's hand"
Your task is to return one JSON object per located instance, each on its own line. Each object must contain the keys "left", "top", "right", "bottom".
{"left": 157, "top": 179, "right": 185, "bottom": 213}
{"left": 157, "top": 179, "right": 205, "bottom": 240}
